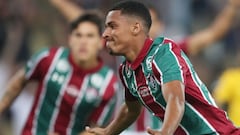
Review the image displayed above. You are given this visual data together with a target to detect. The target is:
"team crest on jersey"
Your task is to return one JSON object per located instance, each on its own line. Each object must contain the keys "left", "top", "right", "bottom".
{"left": 91, "top": 74, "right": 103, "bottom": 88}
{"left": 147, "top": 74, "right": 157, "bottom": 90}
{"left": 56, "top": 59, "right": 69, "bottom": 73}
{"left": 66, "top": 85, "right": 79, "bottom": 97}
{"left": 85, "top": 87, "right": 98, "bottom": 103}
{"left": 138, "top": 85, "right": 150, "bottom": 97}
{"left": 146, "top": 56, "right": 153, "bottom": 70}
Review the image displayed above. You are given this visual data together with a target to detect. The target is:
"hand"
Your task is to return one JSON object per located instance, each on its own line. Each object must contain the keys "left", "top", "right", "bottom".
{"left": 85, "top": 126, "right": 106, "bottom": 135}
{"left": 147, "top": 127, "right": 163, "bottom": 135}
{"left": 79, "top": 130, "right": 95, "bottom": 135}
{"left": 48, "top": 132, "right": 59, "bottom": 135}
{"left": 229, "top": 0, "right": 240, "bottom": 8}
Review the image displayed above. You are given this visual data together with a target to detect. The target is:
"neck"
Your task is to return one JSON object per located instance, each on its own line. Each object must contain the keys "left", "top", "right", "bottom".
{"left": 73, "top": 56, "right": 99, "bottom": 70}
{"left": 125, "top": 35, "right": 148, "bottom": 62}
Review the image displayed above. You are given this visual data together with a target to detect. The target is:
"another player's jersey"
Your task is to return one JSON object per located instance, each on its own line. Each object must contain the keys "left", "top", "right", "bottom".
{"left": 119, "top": 37, "right": 240, "bottom": 135}
{"left": 213, "top": 68, "right": 240, "bottom": 126}
{"left": 22, "top": 47, "right": 118, "bottom": 135}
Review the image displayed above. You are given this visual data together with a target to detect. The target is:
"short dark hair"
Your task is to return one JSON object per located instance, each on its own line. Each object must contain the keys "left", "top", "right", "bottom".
{"left": 109, "top": 0, "right": 152, "bottom": 32}
{"left": 70, "top": 13, "right": 103, "bottom": 35}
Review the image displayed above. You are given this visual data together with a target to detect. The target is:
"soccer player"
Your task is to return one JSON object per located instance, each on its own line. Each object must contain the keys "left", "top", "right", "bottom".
{"left": 213, "top": 68, "right": 240, "bottom": 126}
{"left": 86, "top": 1, "right": 240, "bottom": 135}
{"left": 129, "top": 0, "right": 240, "bottom": 134}
{"left": 0, "top": 13, "right": 118, "bottom": 135}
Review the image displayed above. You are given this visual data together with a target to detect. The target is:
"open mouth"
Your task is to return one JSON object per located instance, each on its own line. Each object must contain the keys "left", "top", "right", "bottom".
{"left": 106, "top": 40, "right": 114, "bottom": 47}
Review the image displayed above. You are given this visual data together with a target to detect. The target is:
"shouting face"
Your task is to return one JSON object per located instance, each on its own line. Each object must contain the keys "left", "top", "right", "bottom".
{"left": 103, "top": 11, "right": 133, "bottom": 56}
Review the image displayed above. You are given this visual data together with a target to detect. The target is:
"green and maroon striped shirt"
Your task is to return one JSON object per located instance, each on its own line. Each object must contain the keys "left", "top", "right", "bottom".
{"left": 22, "top": 47, "right": 118, "bottom": 135}
{"left": 119, "top": 37, "right": 240, "bottom": 135}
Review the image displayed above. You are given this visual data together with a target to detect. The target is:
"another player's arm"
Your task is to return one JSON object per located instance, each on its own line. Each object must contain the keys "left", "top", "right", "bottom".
{"left": 0, "top": 68, "right": 27, "bottom": 115}
{"left": 50, "top": 0, "right": 84, "bottom": 22}
{"left": 86, "top": 100, "right": 142, "bottom": 135}
{"left": 187, "top": 0, "right": 240, "bottom": 56}
{"left": 147, "top": 80, "right": 185, "bottom": 135}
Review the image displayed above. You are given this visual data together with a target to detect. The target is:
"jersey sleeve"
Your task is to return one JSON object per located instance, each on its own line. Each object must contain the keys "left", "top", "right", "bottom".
{"left": 213, "top": 70, "right": 234, "bottom": 104}
{"left": 119, "top": 64, "right": 138, "bottom": 101}
{"left": 152, "top": 39, "right": 187, "bottom": 84}
{"left": 25, "top": 48, "right": 50, "bottom": 81}
{"left": 88, "top": 72, "right": 118, "bottom": 126}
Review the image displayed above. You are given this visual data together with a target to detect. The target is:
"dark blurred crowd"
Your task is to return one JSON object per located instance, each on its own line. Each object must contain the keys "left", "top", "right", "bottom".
{"left": 0, "top": 0, "right": 239, "bottom": 134}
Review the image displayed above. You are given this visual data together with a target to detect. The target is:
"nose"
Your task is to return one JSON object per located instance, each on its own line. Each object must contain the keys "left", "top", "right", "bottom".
{"left": 102, "top": 28, "right": 110, "bottom": 39}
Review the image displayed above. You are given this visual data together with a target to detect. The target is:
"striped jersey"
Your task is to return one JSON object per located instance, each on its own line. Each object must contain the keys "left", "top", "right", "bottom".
{"left": 126, "top": 38, "right": 189, "bottom": 133}
{"left": 22, "top": 47, "right": 118, "bottom": 135}
{"left": 119, "top": 37, "right": 240, "bottom": 135}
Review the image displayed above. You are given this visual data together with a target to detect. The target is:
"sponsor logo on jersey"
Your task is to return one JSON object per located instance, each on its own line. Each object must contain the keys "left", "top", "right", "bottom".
{"left": 66, "top": 85, "right": 79, "bottom": 97}
{"left": 138, "top": 85, "right": 150, "bottom": 97}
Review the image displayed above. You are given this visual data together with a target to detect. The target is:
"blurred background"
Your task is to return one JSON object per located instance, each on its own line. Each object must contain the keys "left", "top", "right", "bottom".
{"left": 0, "top": 0, "right": 239, "bottom": 134}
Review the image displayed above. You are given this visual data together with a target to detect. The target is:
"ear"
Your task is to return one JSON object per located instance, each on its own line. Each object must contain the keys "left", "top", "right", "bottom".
{"left": 131, "top": 22, "right": 141, "bottom": 36}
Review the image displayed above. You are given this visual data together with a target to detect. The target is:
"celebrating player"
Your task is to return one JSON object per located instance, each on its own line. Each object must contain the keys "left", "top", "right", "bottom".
{"left": 86, "top": 1, "right": 240, "bottom": 135}
{"left": 0, "top": 13, "right": 118, "bottom": 135}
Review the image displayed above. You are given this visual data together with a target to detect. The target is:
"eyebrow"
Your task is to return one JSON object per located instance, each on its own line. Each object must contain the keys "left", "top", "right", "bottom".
{"left": 105, "top": 21, "right": 115, "bottom": 27}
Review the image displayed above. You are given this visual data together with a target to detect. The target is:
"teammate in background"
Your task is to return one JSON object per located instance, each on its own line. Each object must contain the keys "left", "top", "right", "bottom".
{"left": 86, "top": 1, "right": 240, "bottom": 134}
{"left": 213, "top": 68, "right": 240, "bottom": 127}
{"left": 0, "top": 13, "right": 118, "bottom": 135}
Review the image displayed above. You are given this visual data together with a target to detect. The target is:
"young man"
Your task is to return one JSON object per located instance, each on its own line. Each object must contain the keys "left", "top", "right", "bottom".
{"left": 127, "top": 1, "right": 240, "bottom": 134}
{"left": 0, "top": 13, "right": 118, "bottom": 135}
{"left": 86, "top": 1, "right": 240, "bottom": 135}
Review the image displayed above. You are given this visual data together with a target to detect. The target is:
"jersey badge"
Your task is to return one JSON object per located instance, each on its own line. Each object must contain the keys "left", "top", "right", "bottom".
{"left": 138, "top": 85, "right": 150, "bottom": 97}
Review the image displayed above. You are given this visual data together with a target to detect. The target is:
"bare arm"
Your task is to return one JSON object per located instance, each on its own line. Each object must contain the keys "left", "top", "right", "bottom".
{"left": 86, "top": 100, "right": 142, "bottom": 135}
{"left": 147, "top": 80, "right": 185, "bottom": 135}
{"left": 0, "top": 68, "right": 27, "bottom": 115}
{"left": 187, "top": 0, "right": 240, "bottom": 56}
{"left": 50, "top": 0, "right": 84, "bottom": 22}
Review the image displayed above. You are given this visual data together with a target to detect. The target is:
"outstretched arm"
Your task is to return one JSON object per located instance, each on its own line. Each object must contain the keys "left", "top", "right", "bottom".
{"left": 187, "top": 0, "right": 240, "bottom": 56}
{"left": 50, "top": 0, "right": 84, "bottom": 22}
{"left": 86, "top": 100, "right": 142, "bottom": 135}
{"left": 147, "top": 80, "right": 185, "bottom": 135}
{"left": 0, "top": 68, "right": 27, "bottom": 115}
